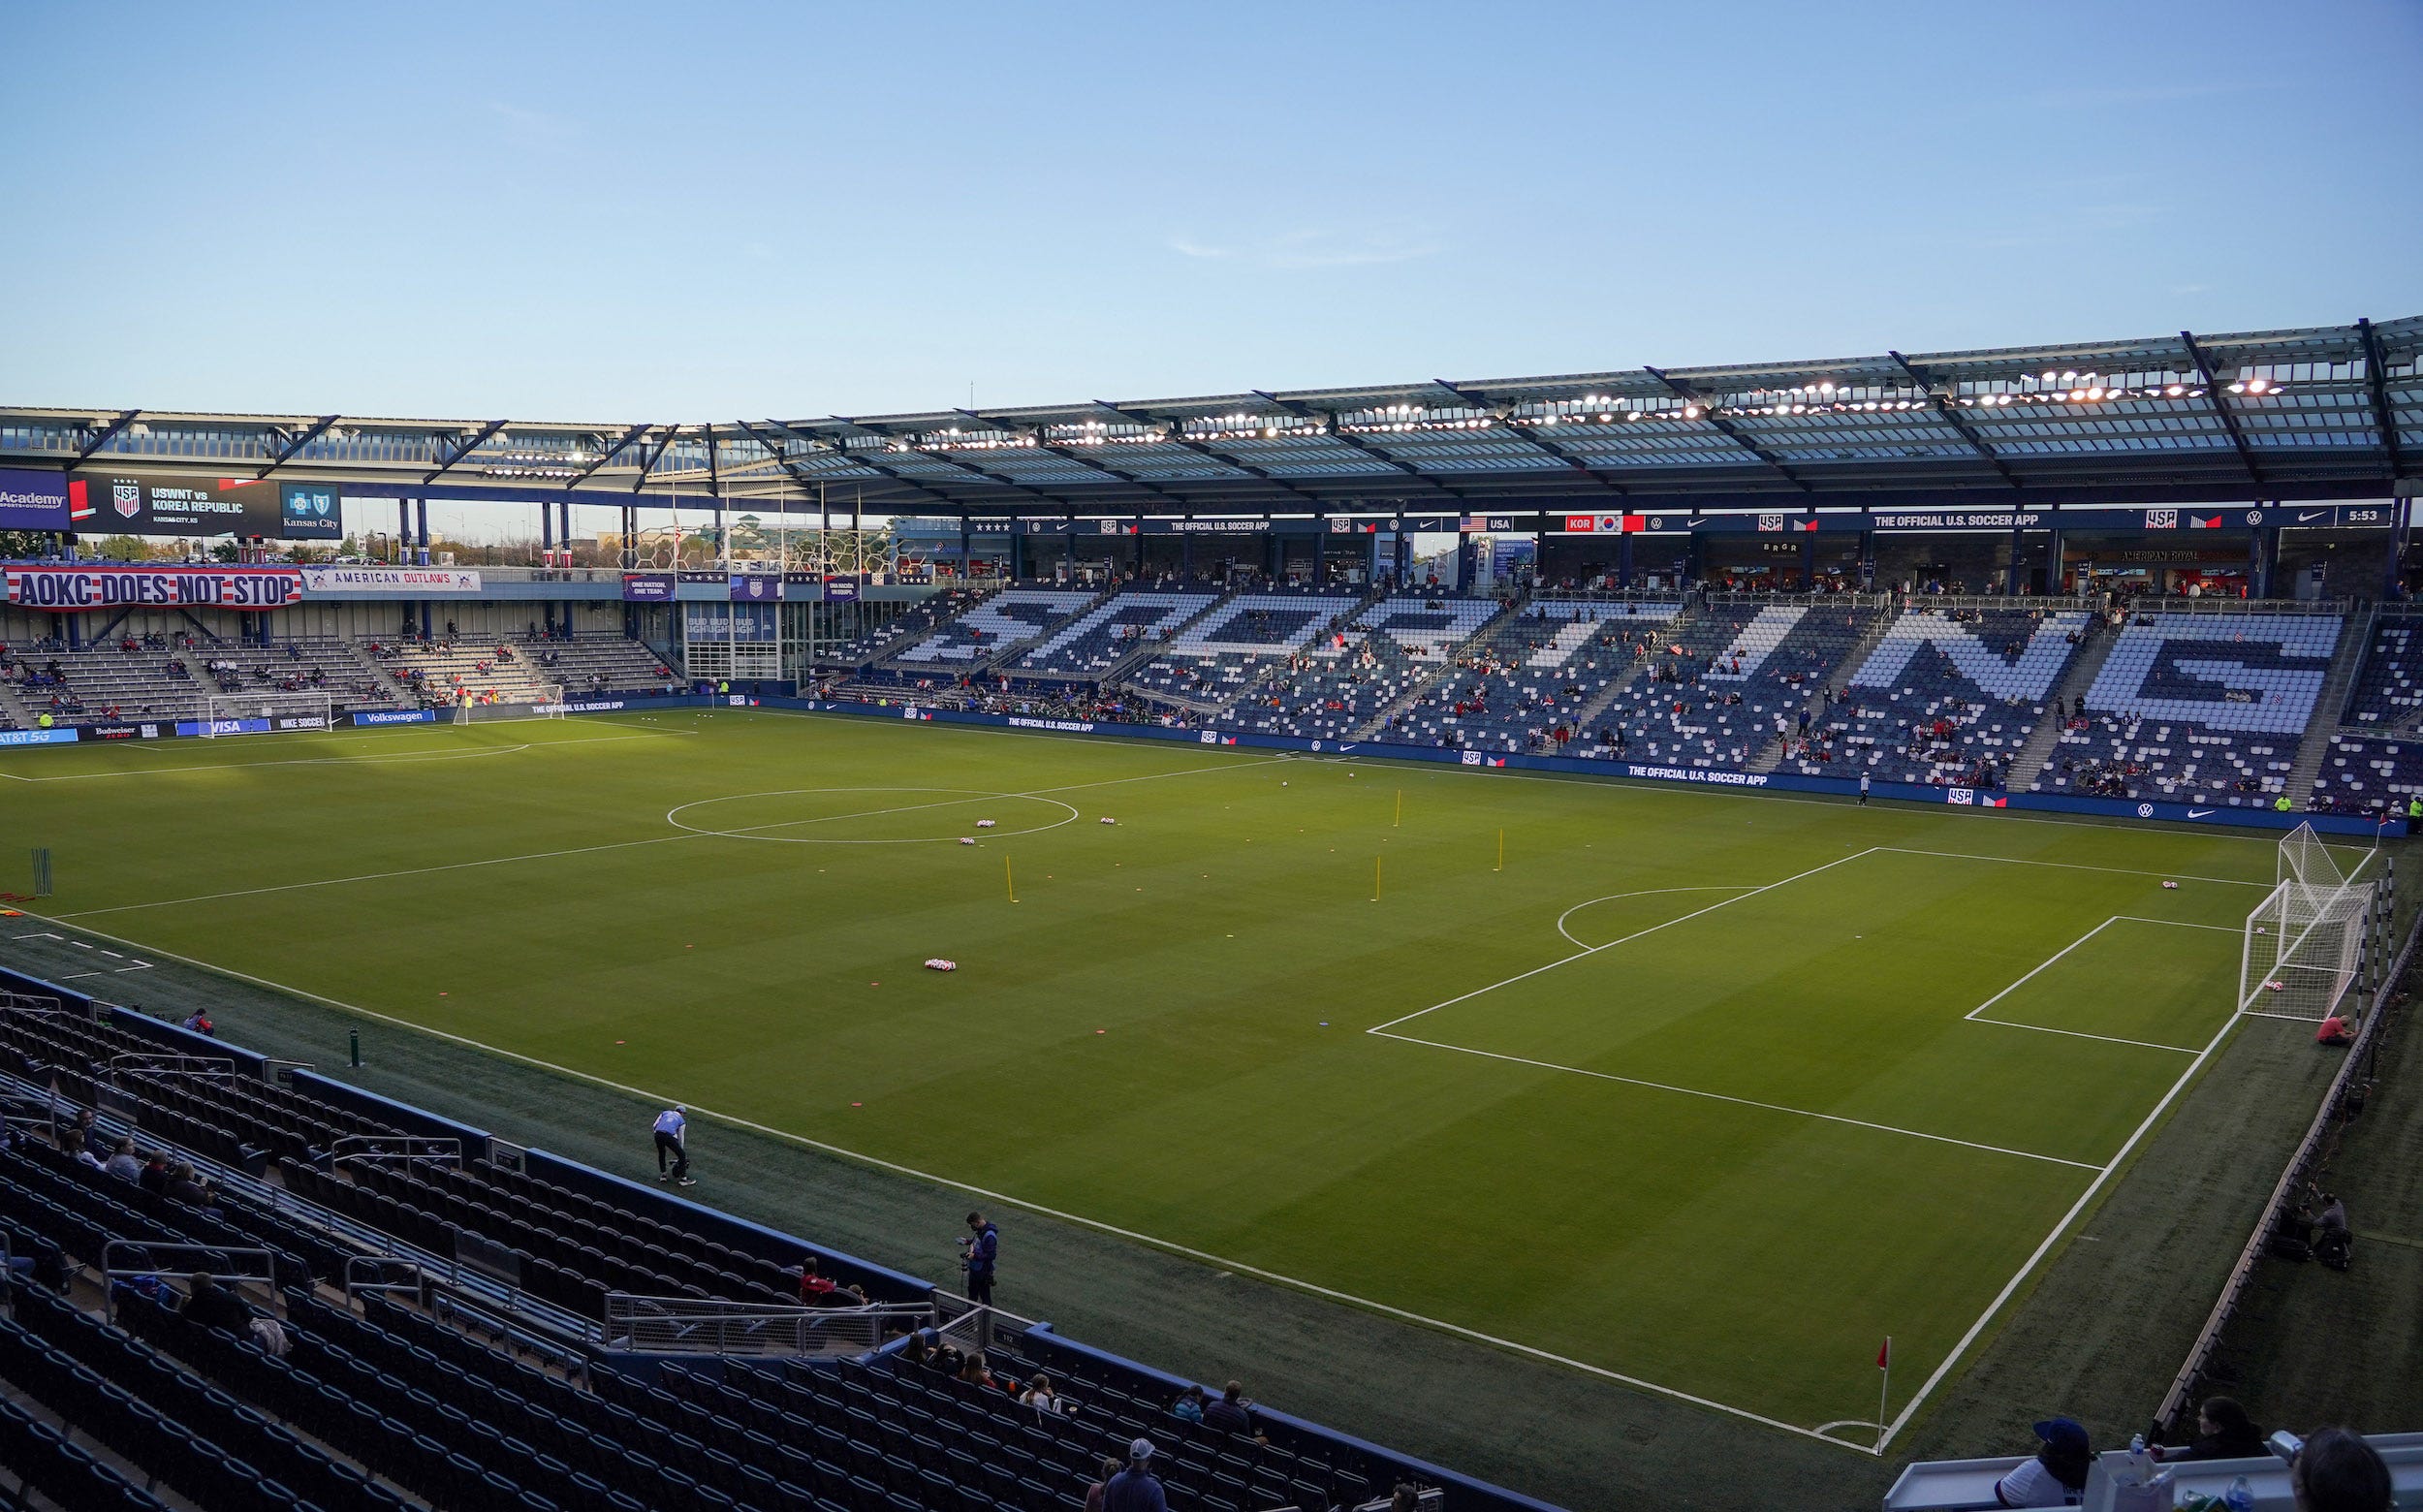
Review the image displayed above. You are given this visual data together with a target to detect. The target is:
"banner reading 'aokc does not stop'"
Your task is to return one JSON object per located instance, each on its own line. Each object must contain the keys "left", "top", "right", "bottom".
{"left": 3, "top": 565, "right": 304, "bottom": 612}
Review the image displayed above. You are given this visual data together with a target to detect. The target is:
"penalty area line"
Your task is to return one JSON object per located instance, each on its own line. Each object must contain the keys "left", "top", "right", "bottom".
{"left": 0, "top": 911, "right": 1873, "bottom": 1457}
{"left": 1876, "top": 976, "right": 2250, "bottom": 1453}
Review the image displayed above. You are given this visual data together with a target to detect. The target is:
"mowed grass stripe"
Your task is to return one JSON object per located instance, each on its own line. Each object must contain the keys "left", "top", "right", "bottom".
{"left": 1, "top": 709, "right": 2288, "bottom": 1432}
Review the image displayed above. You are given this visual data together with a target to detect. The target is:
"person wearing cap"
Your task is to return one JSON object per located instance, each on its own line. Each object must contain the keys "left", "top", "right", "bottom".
{"left": 1103, "top": 1438, "right": 1167, "bottom": 1512}
{"left": 1995, "top": 1417, "right": 2091, "bottom": 1506}
{"left": 653, "top": 1104, "right": 692, "bottom": 1186}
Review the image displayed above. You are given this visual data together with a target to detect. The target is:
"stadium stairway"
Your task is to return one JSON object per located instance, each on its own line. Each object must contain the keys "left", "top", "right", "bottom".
{"left": 2000, "top": 613, "right": 2121, "bottom": 793}
{"left": 1346, "top": 590, "right": 1528, "bottom": 740}
{"left": 1083, "top": 587, "right": 1246, "bottom": 688}
{"left": 2283, "top": 605, "right": 2380, "bottom": 802}
{"left": 812, "top": 585, "right": 992, "bottom": 671}
{"left": 1744, "top": 606, "right": 1902, "bottom": 773}
{"left": 1552, "top": 599, "right": 1709, "bottom": 746}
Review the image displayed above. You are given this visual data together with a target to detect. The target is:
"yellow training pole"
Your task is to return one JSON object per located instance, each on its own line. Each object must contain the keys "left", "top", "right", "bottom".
{"left": 1394, "top": 790, "right": 1402, "bottom": 828}
{"left": 1497, "top": 828, "right": 1504, "bottom": 872}
{"left": 1372, "top": 855, "right": 1382, "bottom": 901}
{"left": 1006, "top": 856, "right": 1017, "bottom": 903}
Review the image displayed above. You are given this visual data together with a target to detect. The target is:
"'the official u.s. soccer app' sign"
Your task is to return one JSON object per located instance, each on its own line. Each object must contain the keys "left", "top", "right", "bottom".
{"left": 66, "top": 471, "right": 343, "bottom": 539}
{"left": 3, "top": 566, "right": 305, "bottom": 612}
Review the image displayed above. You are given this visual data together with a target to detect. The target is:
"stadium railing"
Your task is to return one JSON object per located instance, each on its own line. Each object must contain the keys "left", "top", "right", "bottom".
{"left": 2152, "top": 901, "right": 2420, "bottom": 1441}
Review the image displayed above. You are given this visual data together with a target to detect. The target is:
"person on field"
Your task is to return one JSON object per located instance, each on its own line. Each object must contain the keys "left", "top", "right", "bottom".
{"left": 1859, "top": 772, "right": 1871, "bottom": 805}
{"left": 1994, "top": 1417, "right": 2091, "bottom": 1506}
{"left": 960, "top": 1211, "right": 998, "bottom": 1306}
{"left": 653, "top": 1104, "right": 692, "bottom": 1185}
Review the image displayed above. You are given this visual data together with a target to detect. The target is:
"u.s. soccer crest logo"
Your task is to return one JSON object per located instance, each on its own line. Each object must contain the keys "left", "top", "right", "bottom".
{"left": 1757, "top": 513, "right": 1785, "bottom": 532}
{"left": 2144, "top": 510, "right": 2179, "bottom": 529}
{"left": 112, "top": 483, "right": 142, "bottom": 519}
{"left": 1947, "top": 788, "right": 1974, "bottom": 805}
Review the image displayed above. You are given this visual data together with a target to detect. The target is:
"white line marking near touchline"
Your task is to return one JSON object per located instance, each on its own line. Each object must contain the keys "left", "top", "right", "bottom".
{"left": 4, "top": 910, "right": 1872, "bottom": 1456}
{"left": 1873, "top": 847, "right": 2272, "bottom": 888}
{"left": 1876, "top": 977, "right": 2248, "bottom": 1453}
{"left": 1367, "top": 849, "right": 1881, "bottom": 1035}
{"left": 1369, "top": 1030, "right": 2101, "bottom": 1170}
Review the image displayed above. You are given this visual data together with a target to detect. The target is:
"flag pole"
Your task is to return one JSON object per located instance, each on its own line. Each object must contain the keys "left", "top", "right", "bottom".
{"left": 1878, "top": 1337, "right": 1891, "bottom": 1433}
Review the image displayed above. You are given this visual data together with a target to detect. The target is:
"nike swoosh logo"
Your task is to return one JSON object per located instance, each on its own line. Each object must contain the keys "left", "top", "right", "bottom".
{"left": 1337, "top": 743, "right": 1357, "bottom": 752}
{"left": 2297, "top": 511, "right": 2326, "bottom": 522}
{"left": 2187, "top": 809, "right": 2216, "bottom": 818}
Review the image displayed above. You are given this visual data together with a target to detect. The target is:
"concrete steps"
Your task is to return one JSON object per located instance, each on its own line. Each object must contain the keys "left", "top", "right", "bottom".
{"left": 2006, "top": 617, "right": 2121, "bottom": 792}
{"left": 1744, "top": 606, "right": 1902, "bottom": 773}
{"left": 2283, "top": 606, "right": 2378, "bottom": 804}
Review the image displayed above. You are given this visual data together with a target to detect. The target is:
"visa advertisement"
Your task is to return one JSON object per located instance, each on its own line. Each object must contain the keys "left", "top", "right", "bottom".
{"left": 66, "top": 470, "right": 344, "bottom": 539}
{"left": 0, "top": 468, "right": 73, "bottom": 530}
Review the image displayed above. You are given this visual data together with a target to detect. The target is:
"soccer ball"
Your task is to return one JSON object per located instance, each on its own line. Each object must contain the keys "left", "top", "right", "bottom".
{"left": 959, "top": 837, "right": 975, "bottom": 846}
{"left": 1099, "top": 817, "right": 1116, "bottom": 826}
{"left": 2161, "top": 881, "right": 2179, "bottom": 890}
{"left": 1281, "top": 781, "right": 1289, "bottom": 787}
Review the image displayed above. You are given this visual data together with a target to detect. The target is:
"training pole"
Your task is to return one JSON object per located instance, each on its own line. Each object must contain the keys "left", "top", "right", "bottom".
{"left": 1373, "top": 856, "right": 1382, "bottom": 902}
{"left": 1394, "top": 790, "right": 1401, "bottom": 828}
{"left": 1006, "top": 857, "right": 1017, "bottom": 903}
{"left": 1496, "top": 829, "right": 1504, "bottom": 872}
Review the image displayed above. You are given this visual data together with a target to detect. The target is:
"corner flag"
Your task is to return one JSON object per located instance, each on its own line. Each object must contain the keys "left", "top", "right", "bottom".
{"left": 1877, "top": 1339, "right": 1890, "bottom": 1370}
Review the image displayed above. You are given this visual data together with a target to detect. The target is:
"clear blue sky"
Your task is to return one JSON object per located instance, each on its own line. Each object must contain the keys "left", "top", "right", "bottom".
{"left": 3, "top": 1, "right": 2417, "bottom": 424}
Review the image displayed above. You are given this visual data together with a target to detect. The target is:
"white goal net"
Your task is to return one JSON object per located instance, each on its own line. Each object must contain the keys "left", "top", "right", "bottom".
{"left": 2239, "top": 823, "right": 2374, "bottom": 1020}
{"left": 453, "top": 684, "right": 566, "bottom": 724}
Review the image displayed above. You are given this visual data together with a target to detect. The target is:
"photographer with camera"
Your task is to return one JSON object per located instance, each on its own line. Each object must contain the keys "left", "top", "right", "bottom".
{"left": 959, "top": 1211, "right": 1000, "bottom": 1306}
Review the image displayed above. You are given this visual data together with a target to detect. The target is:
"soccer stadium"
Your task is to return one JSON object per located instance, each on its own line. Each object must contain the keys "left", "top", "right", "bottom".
{"left": 3, "top": 10, "right": 2420, "bottom": 1512}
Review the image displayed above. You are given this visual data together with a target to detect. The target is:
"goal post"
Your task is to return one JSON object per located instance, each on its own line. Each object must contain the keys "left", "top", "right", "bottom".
{"left": 454, "top": 684, "right": 566, "bottom": 724}
{"left": 2239, "top": 823, "right": 2374, "bottom": 1021}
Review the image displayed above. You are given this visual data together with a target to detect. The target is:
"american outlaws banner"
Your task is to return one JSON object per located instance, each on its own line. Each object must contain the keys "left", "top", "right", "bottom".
{"left": 4, "top": 565, "right": 304, "bottom": 612}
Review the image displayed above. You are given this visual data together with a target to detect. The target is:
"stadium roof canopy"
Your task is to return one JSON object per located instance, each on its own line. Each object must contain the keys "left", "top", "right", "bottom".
{"left": 4, "top": 318, "right": 2416, "bottom": 518}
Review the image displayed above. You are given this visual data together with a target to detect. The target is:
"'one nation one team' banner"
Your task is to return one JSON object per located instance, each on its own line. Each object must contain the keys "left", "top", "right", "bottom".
{"left": 3, "top": 564, "right": 305, "bottom": 612}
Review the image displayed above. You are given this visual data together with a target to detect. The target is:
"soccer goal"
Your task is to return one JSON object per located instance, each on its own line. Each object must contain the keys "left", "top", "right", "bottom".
{"left": 199, "top": 692, "right": 334, "bottom": 737}
{"left": 2239, "top": 823, "right": 2376, "bottom": 1020}
{"left": 452, "top": 684, "right": 566, "bottom": 724}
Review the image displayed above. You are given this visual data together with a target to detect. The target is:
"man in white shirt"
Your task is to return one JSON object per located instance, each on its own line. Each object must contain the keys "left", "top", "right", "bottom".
{"left": 1995, "top": 1417, "right": 2091, "bottom": 1506}
{"left": 653, "top": 1106, "right": 692, "bottom": 1186}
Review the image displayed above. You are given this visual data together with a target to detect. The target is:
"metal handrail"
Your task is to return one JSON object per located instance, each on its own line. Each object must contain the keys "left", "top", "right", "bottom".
{"left": 108, "top": 1054, "right": 236, "bottom": 1080}
{"left": 101, "top": 1243, "right": 276, "bottom": 1327}
{"left": 329, "top": 1135, "right": 461, "bottom": 1167}
{"left": 603, "top": 1292, "right": 928, "bottom": 1357}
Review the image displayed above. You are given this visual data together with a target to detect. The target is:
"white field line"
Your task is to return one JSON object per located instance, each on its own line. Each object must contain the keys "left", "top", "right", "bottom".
{"left": 1962, "top": 918, "right": 2221, "bottom": 1054}
{"left": 1365, "top": 849, "right": 1882, "bottom": 1035}
{"left": 747, "top": 707, "right": 2295, "bottom": 841}
{"left": 1872, "top": 847, "right": 2273, "bottom": 889}
{"left": 1554, "top": 887, "right": 1755, "bottom": 948}
{"left": 7, "top": 726, "right": 685, "bottom": 782}
{"left": 1875, "top": 991, "right": 2250, "bottom": 1453}
{"left": 52, "top": 754, "right": 1295, "bottom": 920}
{"left": 5, "top": 912, "right": 1872, "bottom": 1457}
{"left": 1367, "top": 1030, "right": 2100, "bottom": 1171}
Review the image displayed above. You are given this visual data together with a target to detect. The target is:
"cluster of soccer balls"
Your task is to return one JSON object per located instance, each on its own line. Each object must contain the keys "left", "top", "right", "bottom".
{"left": 925, "top": 959, "right": 958, "bottom": 972}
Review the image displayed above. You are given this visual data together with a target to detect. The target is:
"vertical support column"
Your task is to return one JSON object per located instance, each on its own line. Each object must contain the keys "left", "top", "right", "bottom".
{"left": 1180, "top": 533, "right": 1193, "bottom": 580}
{"left": 2045, "top": 526, "right": 2064, "bottom": 595}
{"left": 1394, "top": 531, "right": 1412, "bottom": 585}
{"left": 2006, "top": 525, "right": 2024, "bottom": 595}
{"left": 1619, "top": 530, "right": 1635, "bottom": 590}
{"left": 1132, "top": 514, "right": 1145, "bottom": 577}
{"left": 398, "top": 500, "right": 410, "bottom": 564}
{"left": 959, "top": 518, "right": 972, "bottom": 582}
{"left": 1801, "top": 531, "right": 1817, "bottom": 590}
{"left": 63, "top": 612, "right": 79, "bottom": 650}
{"left": 560, "top": 500, "right": 573, "bottom": 567}
{"left": 1312, "top": 522, "right": 1326, "bottom": 584}
{"left": 541, "top": 500, "right": 553, "bottom": 561}
{"left": 2382, "top": 515, "right": 2408, "bottom": 600}
{"left": 414, "top": 499, "right": 430, "bottom": 567}
{"left": 2252, "top": 523, "right": 2279, "bottom": 599}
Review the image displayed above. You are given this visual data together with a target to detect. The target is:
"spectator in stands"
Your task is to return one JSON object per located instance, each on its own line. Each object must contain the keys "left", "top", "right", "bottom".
{"left": 1020, "top": 1371, "right": 1068, "bottom": 1415}
{"left": 180, "top": 1273, "right": 252, "bottom": 1335}
{"left": 1103, "top": 1439, "right": 1168, "bottom": 1512}
{"left": 1993, "top": 1417, "right": 2091, "bottom": 1506}
{"left": 181, "top": 1010, "right": 214, "bottom": 1036}
{"left": 137, "top": 1150, "right": 172, "bottom": 1194}
{"left": 956, "top": 1349, "right": 999, "bottom": 1390}
{"left": 164, "top": 1160, "right": 213, "bottom": 1212}
{"left": 652, "top": 1104, "right": 693, "bottom": 1185}
{"left": 75, "top": 1108, "right": 110, "bottom": 1163}
{"left": 1172, "top": 1384, "right": 1208, "bottom": 1424}
{"left": 1205, "top": 1380, "right": 1269, "bottom": 1443}
{"left": 798, "top": 1255, "right": 837, "bottom": 1301}
{"left": 2290, "top": 1429, "right": 2394, "bottom": 1512}
{"left": 104, "top": 1136, "right": 142, "bottom": 1182}
{"left": 2155, "top": 1396, "right": 2264, "bottom": 1463}
{"left": 1085, "top": 1456, "right": 1124, "bottom": 1512}
{"left": 960, "top": 1210, "right": 998, "bottom": 1305}
{"left": 2315, "top": 1012, "right": 2355, "bottom": 1047}
{"left": 1389, "top": 1483, "right": 1424, "bottom": 1512}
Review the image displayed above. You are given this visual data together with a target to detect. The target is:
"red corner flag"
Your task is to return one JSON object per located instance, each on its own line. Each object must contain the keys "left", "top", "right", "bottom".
{"left": 1877, "top": 1339, "right": 1891, "bottom": 1370}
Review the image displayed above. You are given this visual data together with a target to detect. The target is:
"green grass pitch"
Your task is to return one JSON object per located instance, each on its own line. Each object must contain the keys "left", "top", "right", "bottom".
{"left": 7, "top": 709, "right": 2313, "bottom": 1442}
